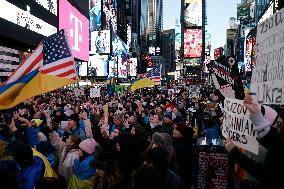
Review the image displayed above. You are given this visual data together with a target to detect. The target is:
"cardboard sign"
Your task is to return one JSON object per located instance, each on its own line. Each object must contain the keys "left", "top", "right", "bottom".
{"left": 210, "top": 56, "right": 244, "bottom": 100}
{"left": 222, "top": 97, "right": 259, "bottom": 154}
{"left": 250, "top": 8, "right": 284, "bottom": 104}
{"left": 90, "top": 88, "right": 100, "bottom": 98}
{"left": 74, "top": 87, "right": 84, "bottom": 96}
{"left": 197, "top": 151, "right": 228, "bottom": 189}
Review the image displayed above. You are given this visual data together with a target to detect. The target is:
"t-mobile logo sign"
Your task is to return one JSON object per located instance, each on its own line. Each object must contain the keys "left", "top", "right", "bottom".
{"left": 59, "top": 0, "right": 89, "bottom": 61}
{"left": 70, "top": 13, "right": 82, "bottom": 52}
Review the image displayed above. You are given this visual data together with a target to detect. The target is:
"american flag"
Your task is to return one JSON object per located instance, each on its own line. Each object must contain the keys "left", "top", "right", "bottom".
{"left": 41, "top": 30, "right": 77, "bottom": 80}
{"left": 3, "top": 29, "right": 77, "bottom": 85}
{"left": 146, "top": 64, "right": 161, "bottom": 85}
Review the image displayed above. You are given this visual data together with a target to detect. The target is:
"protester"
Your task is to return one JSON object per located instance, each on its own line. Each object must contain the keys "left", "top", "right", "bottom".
{"left": 225, "top": 94, "right": 284, "bottom": 189}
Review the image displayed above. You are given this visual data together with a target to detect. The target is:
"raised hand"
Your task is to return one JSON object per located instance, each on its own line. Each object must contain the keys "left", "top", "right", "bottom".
{"left": 244, "top": 93, "right": 259, "bottom": 115}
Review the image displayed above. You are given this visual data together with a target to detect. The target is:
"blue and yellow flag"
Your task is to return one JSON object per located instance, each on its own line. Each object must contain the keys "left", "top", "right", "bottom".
{"left": 0, "top": 30, "right": 78, "bottom": 109}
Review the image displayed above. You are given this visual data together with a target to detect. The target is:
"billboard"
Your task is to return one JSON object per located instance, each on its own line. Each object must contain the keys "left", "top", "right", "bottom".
{"left": 34, "top": 0, "right": 57, "bottom": 15}
{"left": 184, "top": 58, "right": 200, "bottom": 66}
{"left": 129, "top": 58, "right": 137, "bottom": 76}
{"left": 237, "top": 3, "right": 254, "bottom": 21}
{"left": 184, "top": 0, "right": 202, "bottom": 27}
{"left": 59, "top": 0, "right": 89, "bottom": 61}
{"left": 90, "top": 30, "right": 111, "bottom": 54}
{"left": 78, "top": 62, "right": 88, "bottom": 76}
{"left": 89, "top": 55, "right": 108, "bottom": 76}
{"left": 108, "top": 58, "right": 128, "bottom": 78}
{"left": 90, "top": 0, "right": 101, "bottom": 31}
{"left": 0, "top": 1, "right": 57, "bottom": 37}
{"left": 205, "top": 31, "right": 211, "bottom": 56}
{"left": 184, "top": 28, "right": 202, "bottom": 58}
{"left": 244, "top": 29, "right": 256, "bottom": 72}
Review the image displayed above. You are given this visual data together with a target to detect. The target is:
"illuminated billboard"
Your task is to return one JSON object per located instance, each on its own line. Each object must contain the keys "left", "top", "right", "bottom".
{"left": 184, "top": 0, "right": 202, "bottom": 27}
{"left": 129, "top": 58, "right": 137, "bottom": 76}
{"left": 90, "top": 30, "right": 111, "bottom": 54}
{"left": 108, "top": 58, "right": 128, "bottom": 78}
{"left": 59, "top": 0, "right": 89, "bottom": 61}
{"left": 90, "top": 0, "right": 102, "bottom": 31}
{"left": 89, "top": 55, "right": 108, "bottom": 76}
{"left": 0, "top": 1, "right": 57, "bottom": 37}
{"left": 34, "top": 0, "right": 57, "bottom": 15}
{"left": 78, "top": 62, "right": 88, "bottom": 76}
{"left": 184, "top": 28, "right": 202, "bottom": 58}
{"left": 102, "top": 0, "right": 117, "bottom": 31}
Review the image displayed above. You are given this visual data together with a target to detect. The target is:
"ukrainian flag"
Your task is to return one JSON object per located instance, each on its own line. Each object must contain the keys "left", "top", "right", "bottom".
{"left": 130, "top": 78, "right": 156, "bottom": 92}
{"left": 0, "top": 30, "right": 78, "bottom": 109}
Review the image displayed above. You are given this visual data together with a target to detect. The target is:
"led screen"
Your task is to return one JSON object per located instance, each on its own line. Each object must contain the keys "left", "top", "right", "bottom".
{"left": 184, "top": 28, "right": 202, "bottom": 58}
{"left": 89, "top": 55, "right": 108, "bottom": 76}
{"left": 0, "top": 1, "right": 57, "bottom": 37}
{"left": 102, "top": 0, "right": 117, "bottom": 31}
{"left": 90, "top": 0, "right": 102, "bottom": 31}
{"left": 90, "top": 30, "right": 111, "bottom": 54}
{"left": 34, "top": 0, "right": 57, "bottom": 15}
{"left": 108, "top": 58, "right": 128, "bottom": 78}
{"left": 184, "top": 0, "right": 202, "bottom": 27}
{"left": 78, "top": 62, "right": 88, "bottom": 76}
{"left": 129, "top": 58, "right": 137, "bottom": 76}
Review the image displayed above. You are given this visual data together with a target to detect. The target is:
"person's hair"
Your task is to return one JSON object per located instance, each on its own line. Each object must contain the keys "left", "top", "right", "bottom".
{"left": 35, "top": 177, "right": 66, "bottom": 189}
{"left": 93, "top": 167, "right": 121, "bottom": 187}
{"left": 127, "top": 165, "right": 162, "bottom": 189}
{"left": 69, "top": 135, "right": 81, "bottom": 150}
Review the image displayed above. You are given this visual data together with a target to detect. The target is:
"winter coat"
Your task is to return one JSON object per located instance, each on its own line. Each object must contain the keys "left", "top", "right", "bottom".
{"left": 228, "top": 112, "right": 284, "bottom": 189}
{"left": 49, "top": 131, "right": 80, "bottom": 181}
{"left": 173, "top": 128, "right": 194, "bottom": 186}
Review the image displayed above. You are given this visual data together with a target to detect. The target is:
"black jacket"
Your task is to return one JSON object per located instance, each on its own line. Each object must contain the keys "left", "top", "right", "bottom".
{"left": 228, "top": 127, "right": 284, "bottom": 189}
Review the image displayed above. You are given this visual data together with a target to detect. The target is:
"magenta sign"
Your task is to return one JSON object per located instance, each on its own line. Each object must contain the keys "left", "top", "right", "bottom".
{"left": 59, "top": 0, "right": 89, "bottom": 61}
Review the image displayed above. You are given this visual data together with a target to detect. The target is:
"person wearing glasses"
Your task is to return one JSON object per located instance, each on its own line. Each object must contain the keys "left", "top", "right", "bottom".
{"left": 225, "top": 94, "right": 284, "bottom": 189}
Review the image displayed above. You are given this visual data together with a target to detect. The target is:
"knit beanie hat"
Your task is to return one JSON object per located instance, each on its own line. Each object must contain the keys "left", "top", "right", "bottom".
{"left": 79, "top": 139, "right": 98, "bottom": 154}
{"left": 164, "top": 113, "right": 172, "bottom": 121}
{"left": 261, "top": 105, "right": 278, "bottom": 125}
{"left": 174, "top": 122, "right": 187, "bottom": 136}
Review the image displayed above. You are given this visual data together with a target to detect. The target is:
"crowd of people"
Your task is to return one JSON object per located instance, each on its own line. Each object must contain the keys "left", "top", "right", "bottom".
{"left": 0, "top": 84, "right": 283, "bottom": 189}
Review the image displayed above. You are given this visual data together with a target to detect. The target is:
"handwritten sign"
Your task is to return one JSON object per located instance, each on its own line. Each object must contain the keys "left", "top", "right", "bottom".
{"left": 197, "top": 151, "right": 228, "bottom": 189}
{"left": 251, "top": 8, "right": 284, "bottom": 104}
{"left": 74, "top": 88, "right": 84, "bottom": 96}
{"left": 90, "top": 88, "right": 100, "bottom": 98}
{"left": 222, "top": 97, "right": 259, "bottom": 154}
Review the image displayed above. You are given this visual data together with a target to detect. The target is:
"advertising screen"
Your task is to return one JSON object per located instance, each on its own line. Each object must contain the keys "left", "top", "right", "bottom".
{"left": 59, "top": 0, "right": 89, "bottom": 61}
{"left": 108, "top": 58, "right": 128, "bottom": 78}
{"left": 205, "top": 31, "right": 211, "bottom": 56}
{"left": 0, "top": 1, "right": 57, "bottom": 37}
{"left": 129, "top": 58, "right": 137, "bottom": 76}
{"left": 90, "top": 0, "right": 101, "bottom": 31}
{"left": 34, "top": 0, "right": 57, "bottom": 15}
{"left": 237, "top": 3, "right": 254, "bottom": 21}
{"left": 78, "top": 62, "right": 88, "bottom": 76}
{"left": 90, "top": 30, "right": 111, "bottom": 54}
{"left": 184, "top": 0, "right": 202, "bottom": 27}
{"left": 175, "top": 23, "right": 181, "bottom": 51}
{"left": 184, "top": 28, "right": 202, "bottom": 58}
{"left": 89, "top": 55, "right": 108, "bottom": 76}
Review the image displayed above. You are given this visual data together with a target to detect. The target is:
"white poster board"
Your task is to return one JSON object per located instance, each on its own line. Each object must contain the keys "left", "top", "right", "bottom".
{"left": 90, "top": 88, "right": 100, "bottom": 98}
{"left": 74, "top": 87, "right": 85, "bottom": 96}
{"left": 250, "top": 8, "right": 284, "bottom": 104}
{"left": 222, "top": 97, "right": 259, "bottom": 154}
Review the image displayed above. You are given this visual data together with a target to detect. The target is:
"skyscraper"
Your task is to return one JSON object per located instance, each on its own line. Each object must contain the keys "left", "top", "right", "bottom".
{"left": 147, "top": 0, "right": 163, "bottom": 47}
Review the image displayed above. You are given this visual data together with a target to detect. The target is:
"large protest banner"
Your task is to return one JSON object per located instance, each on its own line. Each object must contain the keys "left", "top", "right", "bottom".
{"left": 250, "top": 8, "right": 284, "bottom": 104}
{"left": 222, "top": 97, "right": 259, "bottom": 154}
{"left": 209, "top": 56, "right": 244, "bottom": 100}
